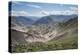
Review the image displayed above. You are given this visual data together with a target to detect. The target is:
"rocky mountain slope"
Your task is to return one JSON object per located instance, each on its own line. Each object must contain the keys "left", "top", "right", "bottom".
{"left": 10, "top": 15, "right": 78, "bottom": 52}
{"left": 10, "top": 15, "right": 78, "bottom": 46}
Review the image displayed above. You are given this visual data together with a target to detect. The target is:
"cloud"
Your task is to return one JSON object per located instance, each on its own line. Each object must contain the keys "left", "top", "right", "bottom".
{"left": 12, "top": 2, "right": 21, "bottom": 5}
{"left": 40, "top": 7, "right": 78, "bottom": 16}
{"left": 26, "top": 4, "right": 41, "bottom": 9}
{"left": 11, "top": 11, "right": 30, "bottom": 16}
{"left": 69, "top": 7, "right": 78, "bottom": 11}
{"left": 40, "top": 10, "right": 50, "bottom": 15}
{"left": 12, "top": 2, "right": 42, "bottom": 9}
{"left": 47, "top": 10, "right": 77, "bottom": 15}
{"left": 40, "top": 6, "right": 78, "bottom": 15}
{"left": 69, "top": 7, "right": 78, "bottom": 14}
{"left": 26, "top": 4, "right": 51, "bottom": 16}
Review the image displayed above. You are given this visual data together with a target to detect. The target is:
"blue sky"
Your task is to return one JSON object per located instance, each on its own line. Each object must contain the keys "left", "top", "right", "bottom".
{"left": 11, "top": 1, "right": 78, "bottom": 17}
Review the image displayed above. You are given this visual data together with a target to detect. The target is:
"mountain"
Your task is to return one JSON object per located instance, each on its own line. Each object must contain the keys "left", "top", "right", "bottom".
{"left": 51, "top": 16, "right": 78, "bottom": 46}
{"left": 10, "top": 15, "right": 78, "bottom": 43}
{"left": 11, "top": 16, "right": 78, "bottom": 44}
{"left": 26, "top": 16, "right": 40, "bottom": 21}
{"left": 11, "top": 29, "right": 27, "bottom": 46}
{"left": 11, "top": 16, "right": 35, "bottom": 27}
{"left": 64, "top": 16, "right": 78, "bottom": 26}
{"left": 34, "top": 15, "right": 77, "bottom": 25}
{"left": 47, "top": 15, "right": 77, "bottom": 22}
{"left": 58, "top": 16, "right": 78, "bottom": 29}
{"left": 11, "top": 16, "right": 78, "bottom": 52}
{"left": 34, "top": 16, "right": 55, "bottom": 25}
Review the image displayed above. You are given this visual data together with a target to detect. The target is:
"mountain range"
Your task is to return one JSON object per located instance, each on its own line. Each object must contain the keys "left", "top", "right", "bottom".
{"left": 11, "top": 16, "right": 35, "bottom": 27}
{"left": 10, "top": 14, "right": 78, "bottom": 44}
{"left": 10, "top": 14, "right": 78, "bottom": 52}
{"left": 11, "top": 14, "right": 77, "bottom": 27}
{"left": 11, "top": 17, "right": 78, "bottom": 43}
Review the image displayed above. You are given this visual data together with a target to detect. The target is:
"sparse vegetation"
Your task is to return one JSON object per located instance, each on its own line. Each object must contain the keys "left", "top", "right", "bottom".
{"left": 12, "top": 26, "right": 78, "bottom": 52}
{"left": 12, "top": 37, "right": 78, "bottom": 53}
{"left": 11, "top": 17, "right": 78, "bottom": 52}
{"left": 11, "top": 13, "right": 78, "bottom": 53}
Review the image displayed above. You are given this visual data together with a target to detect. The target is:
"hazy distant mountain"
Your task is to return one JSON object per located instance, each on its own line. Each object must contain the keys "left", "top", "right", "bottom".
{"left": 34, "top": 14, "right": 77, "bottom": 25}
{"left": 26, "top": 16, "right": 40, "bottom": 21}
{"left": 11, "top": 16, "right": 35, "bottom": 27}
{"left": 48, "top": 15, "right": 77, "bottom": 22}
{"left": 34, "top": 16, "right": 54, "bottom": 25}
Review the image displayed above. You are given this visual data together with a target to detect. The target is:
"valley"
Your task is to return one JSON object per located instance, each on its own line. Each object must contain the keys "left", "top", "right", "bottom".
{"left": 10, "top": 15, "right": 78, "bottom": 52}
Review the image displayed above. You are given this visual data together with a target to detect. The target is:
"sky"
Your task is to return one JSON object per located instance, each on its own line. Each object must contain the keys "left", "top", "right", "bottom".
{"left": 10, "top": 1, "right": 78, "bottom": 17}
